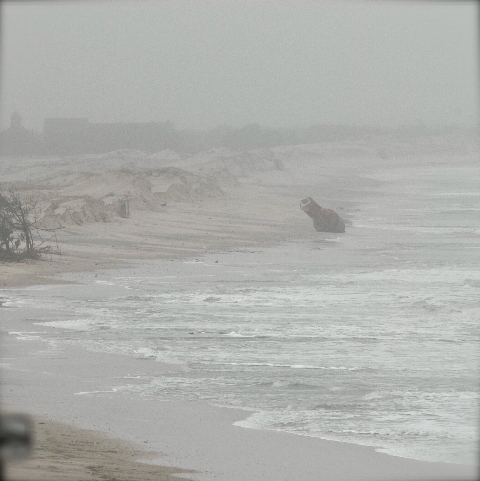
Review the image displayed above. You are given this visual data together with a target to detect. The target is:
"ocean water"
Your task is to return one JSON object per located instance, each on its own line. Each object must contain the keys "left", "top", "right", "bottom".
{"left": 3, "top": 158, "right": 479, "bottom": 465}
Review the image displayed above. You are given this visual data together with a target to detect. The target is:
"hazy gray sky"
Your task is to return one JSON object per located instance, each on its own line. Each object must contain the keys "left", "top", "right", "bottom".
{"left": 1, "top": 1, "right": 478, "bottom": 131}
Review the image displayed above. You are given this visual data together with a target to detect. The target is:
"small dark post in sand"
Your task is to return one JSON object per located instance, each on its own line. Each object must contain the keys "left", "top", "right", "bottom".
{"left": 120, "top": 197, "right": 130, "bottom": 218}
{"left": 300, "top": 197, "right": 345, "bottom": 233}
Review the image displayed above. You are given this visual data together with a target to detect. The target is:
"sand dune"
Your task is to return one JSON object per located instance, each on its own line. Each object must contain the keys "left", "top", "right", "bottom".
{"left": 1, "top": 135, "right": 476, "bottom": 288}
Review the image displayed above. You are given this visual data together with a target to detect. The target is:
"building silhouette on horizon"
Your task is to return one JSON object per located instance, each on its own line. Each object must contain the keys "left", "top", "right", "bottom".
{"left": 0, "top": 113, "right": 177, "bottom": 156}
{"left": 0, "top": 111, "right": 44, "bottom": 156}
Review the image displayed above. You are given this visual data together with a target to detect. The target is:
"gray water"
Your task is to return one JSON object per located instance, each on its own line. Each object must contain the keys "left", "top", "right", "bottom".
{"left": 4, "top": 159, "right": 479, "bottom": 465}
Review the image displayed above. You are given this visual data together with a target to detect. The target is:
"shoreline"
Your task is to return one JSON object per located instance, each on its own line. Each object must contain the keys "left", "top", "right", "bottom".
{"left": 2, "top": 266, "right": 478, "bottom": 481}
{"left": 2, "top": 316, "right": 477, "bottom": 481}
{"left": 2, "top": 144, "right": 479, "bottom": 480}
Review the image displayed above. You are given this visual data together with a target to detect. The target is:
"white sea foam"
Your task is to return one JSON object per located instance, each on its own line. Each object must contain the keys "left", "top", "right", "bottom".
{"left": 8, "top": 331, "right": 45, "bottom": 341}
{"left": 37, "top": 318, "right": 103, "bottom": 331}
{"left": 223, "top": 331, "right": 256, "bottom": 338}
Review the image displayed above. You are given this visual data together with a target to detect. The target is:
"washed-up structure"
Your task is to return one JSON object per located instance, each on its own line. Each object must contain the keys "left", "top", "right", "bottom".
{"left": 300, "top": 197, "right": 345, "bottom": 233}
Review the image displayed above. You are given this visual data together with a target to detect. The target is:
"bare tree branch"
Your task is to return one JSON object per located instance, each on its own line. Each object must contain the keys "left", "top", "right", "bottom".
{"left": 0, "top": 187, "right": 58, "bottom": 262}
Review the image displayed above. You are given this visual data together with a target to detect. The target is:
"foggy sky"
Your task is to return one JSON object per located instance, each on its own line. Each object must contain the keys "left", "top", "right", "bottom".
{"left": 1, "top": 1, "right": 478, "bottom": 132}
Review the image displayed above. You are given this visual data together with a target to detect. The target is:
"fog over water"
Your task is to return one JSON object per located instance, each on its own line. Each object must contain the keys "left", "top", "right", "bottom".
{"left": 1, "top": 1, "right": 478, "bottom": 131}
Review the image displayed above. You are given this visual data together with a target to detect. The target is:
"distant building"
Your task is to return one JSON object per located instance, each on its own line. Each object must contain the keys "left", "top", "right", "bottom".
{"left": 43, "top": 118, "right": 176, "bottom": 154}
{"left": 0, "top": 113, "right": 178, "bottom": 156}
{"left": 0, "top": 112, "right": 44, "bottom": 156}
{"left": 43, "top": 118, "right": 91, "bottom": 154}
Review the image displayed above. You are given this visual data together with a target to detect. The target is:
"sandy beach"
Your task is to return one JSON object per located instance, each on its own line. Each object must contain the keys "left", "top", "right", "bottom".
{"left": 1, "top": 136, "right": 478, "bottom": 480}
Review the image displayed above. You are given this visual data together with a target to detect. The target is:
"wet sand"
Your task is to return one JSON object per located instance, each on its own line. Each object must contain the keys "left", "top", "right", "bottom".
{"left": 3, "top": 416, "right": 193, "bottom": 481}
